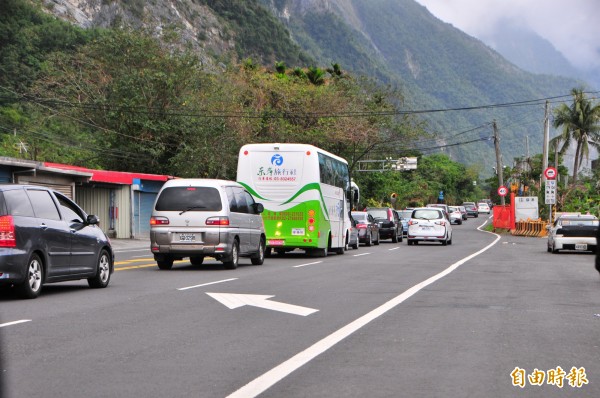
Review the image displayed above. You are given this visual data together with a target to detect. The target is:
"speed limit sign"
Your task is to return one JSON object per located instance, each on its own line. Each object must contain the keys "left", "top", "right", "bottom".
{"left": 544, "top": 167, "right": 557, "bottom": 179}
{"left": 497, "top": 185, "right": 508, "bottom": 196}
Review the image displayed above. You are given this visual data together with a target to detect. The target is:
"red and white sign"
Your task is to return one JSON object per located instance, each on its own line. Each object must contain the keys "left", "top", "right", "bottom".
{"left": 544, "top": 167, "right": 557, "bottom": 179}
{"left": 497, "top": 185, "right": 508, "bottom": 196}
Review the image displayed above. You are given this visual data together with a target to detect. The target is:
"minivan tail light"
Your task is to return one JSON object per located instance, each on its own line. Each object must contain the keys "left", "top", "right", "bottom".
{"left": 150, "top": 216, "right": 169, "bottom": 225}
{"left": 0, "top": 215, "right": 16, "bottom": 247}
{"left": 206, "top": 217, "right": 230, "bottom": 226}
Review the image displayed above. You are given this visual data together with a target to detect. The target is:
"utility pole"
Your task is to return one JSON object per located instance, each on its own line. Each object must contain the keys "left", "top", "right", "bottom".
{"left": 542, "top": 101, "right": 550, "bottom": 178}
{"left": 542, "top": 100, "right": 551, "bottom": 222}
{"left": 493, "top": 120, "right": 505, "bottom": 205}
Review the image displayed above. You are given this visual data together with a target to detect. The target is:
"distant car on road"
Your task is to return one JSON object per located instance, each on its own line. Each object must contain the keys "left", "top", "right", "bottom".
{"left": 396, "top": 209, "right": 412, "bottom": 237}
{"left": 462, "top": 202, "right": 479, "bottom": 218}
{"left": 457, "top": 205, "right": 468, "bottom": 220}
{"left": 407, "top": 207, "right": 453, "bottom": 246}
{"left": 448, "top": 206, "right": 463, "bottom": 225}
{"left": 351, "top": 211, "right": 380, "bottom": 246}
{"left": 347, "top": 213, "right": 360, "bottom": 250}
{"left": 367, "top": 207, "right": 402, "bottom": 243}
{"left": 547, "top": 214, "right": 599, "bottom": 253}
{"left": 477, "top": 202, "right": 491, "bottom": 214}
{"left": 0, "top": 184, "right": 113, "bottom": 299}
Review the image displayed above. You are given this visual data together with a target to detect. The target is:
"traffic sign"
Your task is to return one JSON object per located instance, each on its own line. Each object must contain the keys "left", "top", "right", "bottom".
{"left": 545, "top": 179, "right": 557, "bottom": 204}
{"left": 497, "top": 185, "right": 508, "bottom": 196}
{"left": 544, "top": 166, "right": 557, "bottom": 179}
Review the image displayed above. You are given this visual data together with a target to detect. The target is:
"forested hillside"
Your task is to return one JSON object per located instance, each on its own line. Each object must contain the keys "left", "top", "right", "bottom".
{"left": 263, "top": 0, "right": 582, "bottom": 170}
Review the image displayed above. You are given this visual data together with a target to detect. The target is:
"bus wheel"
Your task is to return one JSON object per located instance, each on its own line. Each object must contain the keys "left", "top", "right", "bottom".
{"left": 310, "top": 248, "right": 327, "bottom": 257}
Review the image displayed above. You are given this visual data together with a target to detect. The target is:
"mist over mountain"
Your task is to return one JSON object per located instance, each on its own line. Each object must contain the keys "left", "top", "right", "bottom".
{"left": 477, "top": 22, "right": 599, "bottom": 91}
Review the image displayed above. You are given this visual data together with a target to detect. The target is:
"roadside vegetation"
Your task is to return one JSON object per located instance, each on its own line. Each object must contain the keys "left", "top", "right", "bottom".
{"left": 0, "top": 0, "right": 597, "bottom": 213}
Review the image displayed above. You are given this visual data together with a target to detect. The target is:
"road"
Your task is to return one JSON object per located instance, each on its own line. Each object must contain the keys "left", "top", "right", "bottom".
{"left": 1, "top": 217, "right": 599, "bottom": 397}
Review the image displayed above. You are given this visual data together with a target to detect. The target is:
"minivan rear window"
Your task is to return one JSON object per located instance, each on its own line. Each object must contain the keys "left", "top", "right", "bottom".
{"left": 155, "top": 187, "right": 222, "bottom": 212}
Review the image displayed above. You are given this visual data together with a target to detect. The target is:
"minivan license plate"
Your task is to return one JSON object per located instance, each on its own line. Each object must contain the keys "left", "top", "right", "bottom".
{"left": 575, "top": 243, "right": 587, "bottom": 251}
{"left": 179, "top": 233, "right": 196, "bottom": 242}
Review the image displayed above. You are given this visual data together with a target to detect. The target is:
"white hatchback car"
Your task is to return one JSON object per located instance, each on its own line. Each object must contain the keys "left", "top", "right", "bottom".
{"left": 477, "top": 203, "right": 491, "bottom": 214}
{"left": 407, "top": 207, "right": 453, "bottom": 246}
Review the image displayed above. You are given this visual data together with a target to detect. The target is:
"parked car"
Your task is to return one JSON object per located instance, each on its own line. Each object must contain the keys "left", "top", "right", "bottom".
{"left": 367, "top": 207, "right": 402, "bottom": 243}
{"left": 448, "top": 206, "right": 463, "bottom": 225}
{"left": 150, "top": 179, "right": 266, "bottom": 269}
{"left": 351, "top": 211, "right": 380, "bottom": 246}
{"left": 547, "top": 214, "right": 599, "bottom": 253}
{"left": 396, "top": 209, "right": 413, "bottom": 237}
{"left": 347, "top": 213, "right": 359, "bottom": 250}
{"left": 477, "top": 202, "right": 491, "bottom": 214}
{"left": 0, "top": 184, "right": 113, "bottom": 299}
{"left": 407, "top": 207, "right": 453, "bottom": 246}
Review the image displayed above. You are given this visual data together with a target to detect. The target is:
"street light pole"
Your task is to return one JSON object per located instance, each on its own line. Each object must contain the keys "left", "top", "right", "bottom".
{"left": 493, "top": 120, "right": 505, "bottom": 205}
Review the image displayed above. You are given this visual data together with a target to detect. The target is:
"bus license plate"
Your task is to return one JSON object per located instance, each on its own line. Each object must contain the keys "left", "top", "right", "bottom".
{"left": 292, "top": 228, "right": 305, "bottom": 236}
{"left": 575, "top": 244, "right": 587, "bottom": 251}
{"left": 179, "top": 233, "right": 196, "bottom": 242}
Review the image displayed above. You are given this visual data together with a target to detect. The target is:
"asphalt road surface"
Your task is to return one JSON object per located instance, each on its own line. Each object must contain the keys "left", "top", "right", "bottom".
{"left": 1, "top": 217, "right": 599, "bottom": 397}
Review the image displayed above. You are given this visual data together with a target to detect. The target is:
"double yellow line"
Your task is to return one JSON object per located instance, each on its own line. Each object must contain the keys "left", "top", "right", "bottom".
{"left": 114, "top": 258, "right": 210, "bottom": 271}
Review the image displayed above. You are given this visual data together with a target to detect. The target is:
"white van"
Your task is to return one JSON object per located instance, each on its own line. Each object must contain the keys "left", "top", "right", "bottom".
{"left": 150, "top": 179, "right": 265, "bottom": 269}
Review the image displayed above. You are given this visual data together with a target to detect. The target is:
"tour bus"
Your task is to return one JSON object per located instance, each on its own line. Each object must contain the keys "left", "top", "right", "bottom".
{"left": 237, "top": 143, "right": 356, "bottom": 257}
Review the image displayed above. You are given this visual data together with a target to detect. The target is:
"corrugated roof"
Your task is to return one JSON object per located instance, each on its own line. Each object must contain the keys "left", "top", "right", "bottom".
{"left": 43, "top": 162, "right": 173, "bottom": 184}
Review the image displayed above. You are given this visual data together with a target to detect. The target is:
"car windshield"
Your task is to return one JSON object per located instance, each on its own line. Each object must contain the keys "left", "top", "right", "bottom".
{"left": 367, "top": 209, "right": 388, "bottom": 219}
{"left": 398, "top": 211, "right": 412, "bottom": 219}
{"left": 351, "top": 212, "right": 368, "bottom": 221}
{"left": 412, "top": 209, "right": 442, "bottom": 220}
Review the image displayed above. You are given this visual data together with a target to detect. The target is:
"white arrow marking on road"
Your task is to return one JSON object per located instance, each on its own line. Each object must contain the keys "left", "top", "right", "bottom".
{"left": 206, "top": 293, "right": 318, "bottom": 316}
{"left": 0, "top": 320, "right": 32, "bottom": 328}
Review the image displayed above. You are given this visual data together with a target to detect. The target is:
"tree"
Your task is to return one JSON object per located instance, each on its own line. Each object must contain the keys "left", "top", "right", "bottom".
{"left": 552, "top": 88, "right": 600, "bottom": 184}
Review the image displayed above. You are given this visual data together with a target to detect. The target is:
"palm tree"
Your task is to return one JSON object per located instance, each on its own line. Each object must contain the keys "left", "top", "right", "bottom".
{"left": 306, "top": 66, "right": 325, "bottom": 86}
{"left": 552, "top": 88, "right": 600, "bottom": 183}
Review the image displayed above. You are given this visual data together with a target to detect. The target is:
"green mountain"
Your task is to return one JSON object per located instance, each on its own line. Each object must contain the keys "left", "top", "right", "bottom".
{"left": 261, "top": 0, "right": 582, "bottom": 171}
{"left": 32, "top": 0, "right": 585, "bottom": 172}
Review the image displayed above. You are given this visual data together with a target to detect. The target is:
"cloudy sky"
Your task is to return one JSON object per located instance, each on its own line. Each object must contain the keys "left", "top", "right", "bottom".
{"left": 414, "top": 0, "right": 600, "bottom": 71}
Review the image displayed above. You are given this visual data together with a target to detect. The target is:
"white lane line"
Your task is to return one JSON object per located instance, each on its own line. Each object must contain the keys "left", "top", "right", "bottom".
{"left": 0, "top": 320, "right": 32, "bottom": 328}
{"left": 178, "top": 278, "right": 238, "bottom": 291}
{"left": 227, "top": 231, "right": 501, "bottom": 398}
{"left": 353, "top": 252, "right": 370, "bottom": 257}
{"left": 388, "top": 247, "right": 401, "bottom": 251}
{"left": 293, "top": 261, "right": 323, "bottom": 268}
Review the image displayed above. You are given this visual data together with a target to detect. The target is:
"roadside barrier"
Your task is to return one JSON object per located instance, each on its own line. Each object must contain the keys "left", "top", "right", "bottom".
{"left": 511, "top": 219, "right": 548, "bottom": 237}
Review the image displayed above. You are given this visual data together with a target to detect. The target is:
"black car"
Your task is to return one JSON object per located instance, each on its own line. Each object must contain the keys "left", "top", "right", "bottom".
{"left": 367, "top": 207, "right": 403, "bottom": 243}
{"left": 351, "top": 211, "right": 380, "bottom": 246}
{"left": 0, "top": 184, "right": 113, "bottom": 299}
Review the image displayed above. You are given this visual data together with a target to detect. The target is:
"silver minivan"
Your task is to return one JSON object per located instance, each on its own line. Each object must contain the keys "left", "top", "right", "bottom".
{"left": 150, "top": 179, "right": 266, "bottom": 269}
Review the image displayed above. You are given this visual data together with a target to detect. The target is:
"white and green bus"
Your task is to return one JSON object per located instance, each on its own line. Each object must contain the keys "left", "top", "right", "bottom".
{"left": 237, "top": 143, "right": 356, "bottom": 257}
